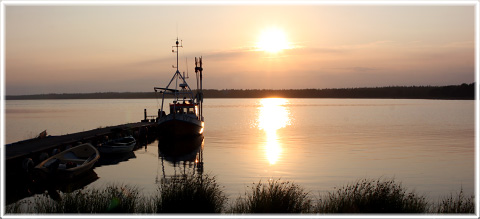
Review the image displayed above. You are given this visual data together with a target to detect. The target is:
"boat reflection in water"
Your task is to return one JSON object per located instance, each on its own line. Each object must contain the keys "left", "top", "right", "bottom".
{"left": 156, "top": 135, "right": 204, "bottom": 184}
{"left": 44, "top": 169, "right": 99, "bottom": 201}
{"left": 6, "top": 169, "right": 99, "bottom": 204}
{"left": 257, "top": 98, "right": 291, "bottom": 165}
{"left": 94, "top": 151, "right": 136, "bottom": 167}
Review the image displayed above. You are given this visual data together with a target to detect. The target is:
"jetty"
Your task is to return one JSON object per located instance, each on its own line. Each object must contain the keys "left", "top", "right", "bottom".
{"left": 5, "top": 121, "right": 157, "bottom": 174}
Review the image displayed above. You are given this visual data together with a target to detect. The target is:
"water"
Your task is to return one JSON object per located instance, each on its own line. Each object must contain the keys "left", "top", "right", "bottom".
{"left": 4, "top": 98, "right": 475, "bottom": 202}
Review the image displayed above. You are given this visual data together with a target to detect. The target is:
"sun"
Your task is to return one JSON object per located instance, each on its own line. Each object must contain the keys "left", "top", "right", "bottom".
{"left": 256, "top": 28, "right": 290, "bottom": 53}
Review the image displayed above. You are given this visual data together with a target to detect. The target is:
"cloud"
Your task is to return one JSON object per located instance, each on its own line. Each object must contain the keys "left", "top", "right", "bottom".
{"left": 6, "top": 38, "right": 474, "bottom": 95}
{"left": 129, "top": 58, "right": 166, "bottom": 66}
{"left": 327, "top": 67, "right": 379, "bottom": 72}
{"left": 202, "top": 47, "right": 255, "bottom": 60}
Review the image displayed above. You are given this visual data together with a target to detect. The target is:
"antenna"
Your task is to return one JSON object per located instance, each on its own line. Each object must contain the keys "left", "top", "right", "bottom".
{"left": 172, "top": 38, "right": 183, "bottom": 71}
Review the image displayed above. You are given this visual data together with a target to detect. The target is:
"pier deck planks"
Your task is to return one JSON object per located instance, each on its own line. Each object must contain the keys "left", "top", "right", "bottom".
{"left": 5, "top": 122, "right": 155, "bottom": 161}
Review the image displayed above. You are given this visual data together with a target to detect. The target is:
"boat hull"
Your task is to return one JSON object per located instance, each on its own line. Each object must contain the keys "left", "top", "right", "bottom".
{"left": 157, "top": 115, "right": 204, "bottom": 138}
{"left": 97, "top": 143, "right": 135, "bottom": 154}
{"left": 34, "top": 143, "right": 100, "bottom": 180}
{"left": 97, "top": 136, "right": 136, "bottom": 154}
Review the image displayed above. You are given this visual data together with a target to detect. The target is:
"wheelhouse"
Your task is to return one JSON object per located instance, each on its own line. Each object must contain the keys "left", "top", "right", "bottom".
{"left": 169, "top": 100, "right": 199, "bottom": 118}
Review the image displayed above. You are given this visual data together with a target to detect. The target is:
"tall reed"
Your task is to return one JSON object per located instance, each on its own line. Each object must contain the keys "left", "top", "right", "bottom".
{"left": 315, "top": 178, "right": 428, "bottom": 213}
{"left": 6, "top": 184, "right": 141, "bottom": 213}
{"left": 153, "top": 174, "right": 227, "bottom": 213}
{"left": 435, "top": 188, "right": 475, "bottom": 214}
{"left": 5, "top": 176, "right": 475, "bottom": 214}
{"left": 230, "top": 179, "right": 311, "bottom": 213}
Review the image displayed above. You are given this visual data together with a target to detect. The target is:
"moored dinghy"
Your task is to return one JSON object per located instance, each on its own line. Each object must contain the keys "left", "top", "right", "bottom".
{"left": 34, "top": 143, "right": 100, "bottom": 180}
{"left": 97, "top": 135, "right": 136, "bottom": 154}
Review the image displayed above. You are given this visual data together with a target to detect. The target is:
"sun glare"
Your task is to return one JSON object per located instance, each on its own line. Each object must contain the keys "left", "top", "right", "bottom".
{"left": 256, "top": 28, "right": 290, "bottom": 53}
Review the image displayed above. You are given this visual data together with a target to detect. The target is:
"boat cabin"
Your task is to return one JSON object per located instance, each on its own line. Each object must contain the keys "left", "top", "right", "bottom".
{"left": 170, "top": 100, "right": 199, "bottom": 117}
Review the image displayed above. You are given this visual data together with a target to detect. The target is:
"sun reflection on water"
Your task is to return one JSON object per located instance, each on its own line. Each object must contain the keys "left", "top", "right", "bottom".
{"left": 257, "top": 98, "right": 291, "bottom": 165}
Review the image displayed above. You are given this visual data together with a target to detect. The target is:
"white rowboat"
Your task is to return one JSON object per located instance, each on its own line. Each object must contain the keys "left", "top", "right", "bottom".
{"left": 97, "top": 136, "right": 136, "bottom": 154}
{"left": 35, "top": 143, "right": 100, "bottom": 180}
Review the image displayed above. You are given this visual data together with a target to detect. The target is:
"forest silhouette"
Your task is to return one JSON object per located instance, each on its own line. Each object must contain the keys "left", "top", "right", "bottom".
{"left": 6, "top": 83, "right": 474, "bottom": 100}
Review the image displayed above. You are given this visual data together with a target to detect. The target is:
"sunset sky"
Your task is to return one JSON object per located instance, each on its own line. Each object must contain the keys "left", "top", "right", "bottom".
{"left": 3, "top": 2, "right": 477, "bottom": 95}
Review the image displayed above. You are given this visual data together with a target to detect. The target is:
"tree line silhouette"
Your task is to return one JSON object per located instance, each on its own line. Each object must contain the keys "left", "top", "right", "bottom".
{"left": 6, "top": 83, "right": 474, "bottom": 100}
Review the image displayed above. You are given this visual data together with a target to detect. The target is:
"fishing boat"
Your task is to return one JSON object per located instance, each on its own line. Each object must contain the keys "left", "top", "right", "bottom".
{"left": 97, "top": 135, "right": 136, "bottom": 154}
{"left": 154, "top": 38, "right": 204, "bottom": 138}
{"left": 34, "top": 143, "right": 100, "bottom": 180}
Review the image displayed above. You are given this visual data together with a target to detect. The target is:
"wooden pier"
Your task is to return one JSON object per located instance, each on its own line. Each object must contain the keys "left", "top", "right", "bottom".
{"left": 5, "top": 122, "right": 157, "bottom": 173}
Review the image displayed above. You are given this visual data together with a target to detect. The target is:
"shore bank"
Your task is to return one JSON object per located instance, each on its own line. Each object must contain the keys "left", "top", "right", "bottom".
{"left": 5, "top": 83, "right": 475, "bottom": 100}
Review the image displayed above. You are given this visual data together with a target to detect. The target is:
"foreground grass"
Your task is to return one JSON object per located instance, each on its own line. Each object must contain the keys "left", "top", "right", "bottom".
{"left": 315, "top": 178, "right": 428, "bottom": 213}
{"left": 153, "top": 175, "right": 227, "bottom": 213}
{"left": 6, "top": 184, "right": 141, "bottom": 213}
{"left": 435, "top": 188, "right": 475, "bottom": 213}
{"left": 230, "top": 179, "right": 311, "bottom": 213}
{"left": 5, "top": 176, "right": 475, "bottom": 214}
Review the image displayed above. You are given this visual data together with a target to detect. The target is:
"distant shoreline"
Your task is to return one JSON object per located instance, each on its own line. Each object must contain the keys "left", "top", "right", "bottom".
{"left": 5, "top": 83, "right": 475, "bottom": 100}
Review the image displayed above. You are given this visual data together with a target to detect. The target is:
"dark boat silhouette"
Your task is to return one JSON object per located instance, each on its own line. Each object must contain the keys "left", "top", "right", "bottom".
{"left": 154, "top": 39, "right": 204, "bottom": 138}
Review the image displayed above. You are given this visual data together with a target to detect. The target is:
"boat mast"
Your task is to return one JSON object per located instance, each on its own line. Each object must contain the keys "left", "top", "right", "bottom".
{"left": 156, "top": 38, "right": 183, "bottom": 114}
{"left": 195, "top": 56, "right": 204, "bottom": 121}
{"left": 173, "top": 38, "right": 182, "bottom": 101}
{"left": 174, "top": 38, "right": 182, "bottom": 72}
{"left": 155, "top": 38, "right": 197, "bottom": 117}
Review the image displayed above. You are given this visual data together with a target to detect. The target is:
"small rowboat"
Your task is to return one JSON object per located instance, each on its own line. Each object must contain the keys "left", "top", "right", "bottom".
{"left": 97, "top": 136, "right": 136, "bottom": 154}
{"left": 34, "top": 143, "right": 100, "bottom": 180}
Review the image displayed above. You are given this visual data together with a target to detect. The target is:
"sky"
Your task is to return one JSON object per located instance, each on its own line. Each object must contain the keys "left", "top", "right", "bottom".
{"left": 3, "top": 2, "right": 477, "bottom": 95}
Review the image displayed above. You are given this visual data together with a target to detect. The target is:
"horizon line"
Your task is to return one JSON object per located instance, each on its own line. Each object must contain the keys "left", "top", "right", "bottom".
{"left": 4, "top": 82, "right": 475, "bottom": 97}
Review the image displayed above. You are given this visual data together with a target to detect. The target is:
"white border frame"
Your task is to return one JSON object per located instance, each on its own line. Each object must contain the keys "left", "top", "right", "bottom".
{"left": 1, "top": 0, "right": 478, "bottom": 218}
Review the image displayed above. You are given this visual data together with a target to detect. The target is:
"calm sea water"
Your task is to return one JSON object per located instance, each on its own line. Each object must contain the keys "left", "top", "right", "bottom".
{"left": 4, "top": 98, "right": 475, "bottom": 202}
